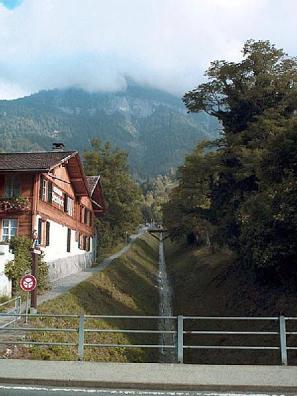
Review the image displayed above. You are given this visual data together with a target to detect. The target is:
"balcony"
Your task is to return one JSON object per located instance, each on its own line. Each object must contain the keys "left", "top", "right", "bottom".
{"left": 0, "top": 197, "right": 31, "bottom": 214}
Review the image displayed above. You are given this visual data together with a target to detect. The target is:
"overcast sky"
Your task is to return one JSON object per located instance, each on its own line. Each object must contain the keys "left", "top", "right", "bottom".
{"left": 0, "top": 0, "right": 297, "bottom": 99}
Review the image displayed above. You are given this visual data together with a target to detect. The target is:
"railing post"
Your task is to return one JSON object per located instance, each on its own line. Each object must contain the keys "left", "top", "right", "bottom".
{"left": 15, "top": 296, "right": 21, "bottom": 321}
{"left": 279, "top": 315, "right": 288, "bottom": 365}
{"left": 78, "top": 314, "right": 85, "bottom": 361}
{"left": 176, "top": 315, "right": 184, "bottom": 363}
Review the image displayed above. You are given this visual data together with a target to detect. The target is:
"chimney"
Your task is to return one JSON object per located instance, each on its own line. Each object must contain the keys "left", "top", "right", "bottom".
{"left": 52, "top": 143, "right": 65, "bottom": 152}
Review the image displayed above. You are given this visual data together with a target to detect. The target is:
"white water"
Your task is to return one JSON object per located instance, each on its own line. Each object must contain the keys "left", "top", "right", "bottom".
{"left": 157, "top": 233, "right": 176, "bottom": 362}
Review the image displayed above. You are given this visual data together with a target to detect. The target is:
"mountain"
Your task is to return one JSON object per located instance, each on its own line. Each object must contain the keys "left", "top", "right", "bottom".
{"left": 0, "top": 83, "right": 220, "bottom": 178}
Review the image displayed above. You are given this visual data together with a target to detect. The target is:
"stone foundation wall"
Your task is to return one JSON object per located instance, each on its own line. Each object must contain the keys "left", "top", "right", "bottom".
{"left": 47, "top": 252, "right": 93, "bottom": 283}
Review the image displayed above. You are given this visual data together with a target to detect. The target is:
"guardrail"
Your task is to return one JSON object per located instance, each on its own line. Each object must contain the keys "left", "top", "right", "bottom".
{"left": 0, "top": 296, "right": 21, "bottom": 329}
{"left": 0, "top": 313, "right": 296, "bottom": 365}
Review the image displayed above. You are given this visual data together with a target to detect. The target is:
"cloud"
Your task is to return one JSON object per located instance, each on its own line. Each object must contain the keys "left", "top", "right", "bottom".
{"left": 0, "top": 0, "right": 296, "bottom": 99}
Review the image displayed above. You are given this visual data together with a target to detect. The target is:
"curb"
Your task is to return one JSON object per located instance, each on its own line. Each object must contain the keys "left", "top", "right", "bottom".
{"left": 1, "top": 361, "right": 297, "bottom": 392}
{"left": 1, "top": 377, "right": 297, "bottom": 392}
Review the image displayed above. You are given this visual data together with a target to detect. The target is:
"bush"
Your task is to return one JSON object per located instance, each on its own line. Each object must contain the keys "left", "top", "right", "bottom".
{"left": 5, "top": 236, "right": 49, "bottom": 295}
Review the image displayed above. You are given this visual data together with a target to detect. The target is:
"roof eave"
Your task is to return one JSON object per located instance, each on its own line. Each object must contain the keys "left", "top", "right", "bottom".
{"left": 0, "top": 168, "right": 49, "bottom": 173}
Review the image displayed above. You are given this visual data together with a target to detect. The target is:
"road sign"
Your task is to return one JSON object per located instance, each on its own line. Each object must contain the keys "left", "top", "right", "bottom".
{"left": 19, "top": 274, "right": 37, "bottom": 292}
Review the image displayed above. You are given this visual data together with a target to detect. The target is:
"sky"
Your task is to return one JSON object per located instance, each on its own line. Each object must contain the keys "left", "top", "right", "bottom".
{"left": 0, "top": 0, "right": 297, "bottom": 99}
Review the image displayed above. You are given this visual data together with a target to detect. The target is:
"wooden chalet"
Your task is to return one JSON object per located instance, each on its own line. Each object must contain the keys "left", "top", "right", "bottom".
{"left": 0, "top": 144, "right": 105, "bottom": 296}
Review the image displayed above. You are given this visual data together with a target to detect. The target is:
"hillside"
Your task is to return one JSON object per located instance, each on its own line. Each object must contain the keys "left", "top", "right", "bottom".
{"left": 0, "top": 83, "right": 219, "bottom": 178}
{"left": 8, "top": 235, "right": 160, "bottom": 362}
{"left": 165, "top": 240, "right": 297, "bottom": 365}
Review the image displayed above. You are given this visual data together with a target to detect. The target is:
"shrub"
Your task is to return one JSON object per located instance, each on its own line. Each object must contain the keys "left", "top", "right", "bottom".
{"left": 5, "top": 236, "right": 49, "bottom": 295}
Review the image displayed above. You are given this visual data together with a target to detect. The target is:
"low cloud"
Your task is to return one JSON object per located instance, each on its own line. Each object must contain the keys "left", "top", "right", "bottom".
{"left": 0, "top": 0, "right": 296, "bottom": 99}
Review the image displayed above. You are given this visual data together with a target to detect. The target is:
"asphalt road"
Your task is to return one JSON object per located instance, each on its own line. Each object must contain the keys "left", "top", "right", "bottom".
{"left": 0, "top": 387, "right": 292, "bottom": 396}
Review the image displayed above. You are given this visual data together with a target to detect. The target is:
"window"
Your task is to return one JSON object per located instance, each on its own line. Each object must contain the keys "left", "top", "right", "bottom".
{"left": 67, "top": 228, "right": 71, "bottom": 252}
{"left": 81, "top": 207, "right": 90, "bottom": 225}
{"left": 64, "top": 195, "right": 74, "bottom": 216}
{"left": 45, "top": 221, "right": 50, "bottom": 246}
{"left": 2, "top": 219, "right": 17, "bottom": 241}
{"left": 78, "top": 233, "right": 88, "bottom": 250}
{"left": 40, "top": 177, "right": 48, "bottom": 202}
{"left": 80, "top": 206, "right": 84, "bottom": 223}
{"left": 5, "top": 175, "right": 20, "bottom": 198}
{"left": 67, "top": 197, "right": 73, "bottom": 216}
{"left": 84, "top": 209, "right": 88, "bottom": 224}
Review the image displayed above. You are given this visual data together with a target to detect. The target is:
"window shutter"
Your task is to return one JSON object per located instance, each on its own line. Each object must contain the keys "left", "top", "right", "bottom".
{"left": 38, "top": 218, "right": 42, "bottom": 245}
{"left": 64, "top": 194, "right": 68, "bottom": 212}
{"left": 67, "top": 228, "right": 71, "bottom": 252}
{"left": 47, "top": 182, "right": 53, "bottom": 203}
{"left": 46, "top": 221, "right": 50, "bottom": 246}
{"left": 39, "top": 176, "right": 43, "bottom": 200}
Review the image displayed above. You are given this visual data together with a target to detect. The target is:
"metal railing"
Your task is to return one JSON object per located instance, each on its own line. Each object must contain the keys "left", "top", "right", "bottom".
{"left": 0, "top": 296, "right": 21, "bottom": 328}
{"left": 177, "top": 315, "right": 297, "bottom": 365}
{"left": 0, "top": 312, "right": 296, "bottom": 365}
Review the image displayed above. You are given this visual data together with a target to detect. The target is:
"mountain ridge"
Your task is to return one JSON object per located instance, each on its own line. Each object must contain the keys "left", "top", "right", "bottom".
{"left": 0, "top": 84, "right": 220, "bottom": 178}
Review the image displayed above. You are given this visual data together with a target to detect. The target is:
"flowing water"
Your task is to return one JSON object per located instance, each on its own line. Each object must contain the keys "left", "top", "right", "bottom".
{"left": 157, "top": 233, "right": 176, "bottom": 362}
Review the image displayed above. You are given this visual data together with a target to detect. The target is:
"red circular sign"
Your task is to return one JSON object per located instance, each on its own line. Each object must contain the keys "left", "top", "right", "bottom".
{"left": 19, "top": 274, "right": 37, "bottom": 292}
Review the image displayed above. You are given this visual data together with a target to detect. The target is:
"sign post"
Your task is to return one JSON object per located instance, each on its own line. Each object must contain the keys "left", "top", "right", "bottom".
{"left": 30, "top": 251, "right": 39, "bottom": 313}
{"left": 31, "top": 229, "right": 41, "bottom": 314}
{"left": 19, "top": 274, "right": 37, "bottom": 322}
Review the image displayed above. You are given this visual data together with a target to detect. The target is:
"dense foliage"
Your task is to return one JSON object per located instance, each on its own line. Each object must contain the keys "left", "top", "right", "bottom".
{"left": 164, "top": 40, "right": 297, "bottom": 281}
{"left": 5, "top": 236, "right": 49, "bottom": 295}
{"left": 141, "top": 175, "right": 176, "bottom": 224}
{"left": 84, "top": 139, "right": 143, "bottom": 251}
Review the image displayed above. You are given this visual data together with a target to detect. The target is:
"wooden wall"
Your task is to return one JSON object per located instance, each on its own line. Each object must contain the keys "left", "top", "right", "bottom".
{"left": 0, "top": 173, "right": 34, "bottom": 237}
{"left": 0, "top": 167, "right": 96, "bottom": 240}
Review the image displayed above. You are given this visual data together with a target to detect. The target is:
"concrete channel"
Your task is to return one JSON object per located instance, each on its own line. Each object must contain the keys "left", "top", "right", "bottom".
{"left": 157, "top": 232, "right": 176, "bottom": 363}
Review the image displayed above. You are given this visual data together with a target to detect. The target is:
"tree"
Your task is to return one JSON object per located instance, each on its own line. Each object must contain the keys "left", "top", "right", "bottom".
{"left": 184, "top": 40, "right": 297, "bottom": 134}
{"left": 84, "top": 139, "right": 142, "bottom": 251}
{"left": 164, "top": 40, "right": 297, "bottom": 280}
{"left": 163, "top": 142, "right": 218, "bottom": 247}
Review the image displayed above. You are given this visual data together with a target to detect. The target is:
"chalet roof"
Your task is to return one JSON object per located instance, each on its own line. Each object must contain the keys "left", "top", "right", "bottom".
{"left": 0, "top": 151, "right": 77, "bottom": 172}
{"left": 0, "top": 150, "right": 91, "bottom": 197}
{"left": 0, "top": 151, "right": 106, "bottom": 212}
{"left": 86, "top": 175, "right": 100, "bottom": 196}
{"left": 86, "top": 175, "right": 105, "bottom": 216}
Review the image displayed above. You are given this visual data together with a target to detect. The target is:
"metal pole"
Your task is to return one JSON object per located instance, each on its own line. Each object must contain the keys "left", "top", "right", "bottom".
{"left": 279, "top": 315, "right": 288, "bottom": 365}
{"left": 30, "top": 252, "right": 38, "bottom": 313}
{"left": 25, "top": 293, "right": 29, "bottom": 324}
{"left": 177, "top": 315, "right": 184, "bottom": 363}
{"left": 16, "top": 296, "right": 21, "bottom": 320}
{"left": 78, "top": 314, "right": 85, "bottom": 361}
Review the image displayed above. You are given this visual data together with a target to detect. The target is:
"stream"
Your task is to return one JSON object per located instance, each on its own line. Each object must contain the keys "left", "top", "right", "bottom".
{"left": 157, "top": 232, "right": 176, "bottom": 363}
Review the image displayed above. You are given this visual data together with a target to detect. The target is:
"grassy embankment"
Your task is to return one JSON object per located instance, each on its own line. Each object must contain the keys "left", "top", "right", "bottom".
{"left": 17, "top": 234, "right": 160, "bottom": 362}
{"left": 165, "top": 240, "right": 297, "bottom": 365}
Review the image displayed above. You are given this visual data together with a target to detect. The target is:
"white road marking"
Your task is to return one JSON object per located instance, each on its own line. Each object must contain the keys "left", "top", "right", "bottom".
{"left": 0, "top": 386, "right": 289, "bottom": 396}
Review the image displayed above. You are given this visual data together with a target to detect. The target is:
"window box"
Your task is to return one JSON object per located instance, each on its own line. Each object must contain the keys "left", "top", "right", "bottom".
{"left": 0, "top": 197, "right": 30, "bottom": 213}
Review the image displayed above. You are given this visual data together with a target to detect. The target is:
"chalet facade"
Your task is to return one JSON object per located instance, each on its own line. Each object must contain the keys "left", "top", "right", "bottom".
{"left": 0, "top": 146, "right": 105, "bottom": 296}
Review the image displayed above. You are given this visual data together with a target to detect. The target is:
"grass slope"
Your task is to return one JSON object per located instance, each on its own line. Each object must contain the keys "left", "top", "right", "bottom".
{"left": 19, "top": 235, "right": 160, "bottom": 362}
{"left": 165, "top": 241, "right": 297, "bottom": 365}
